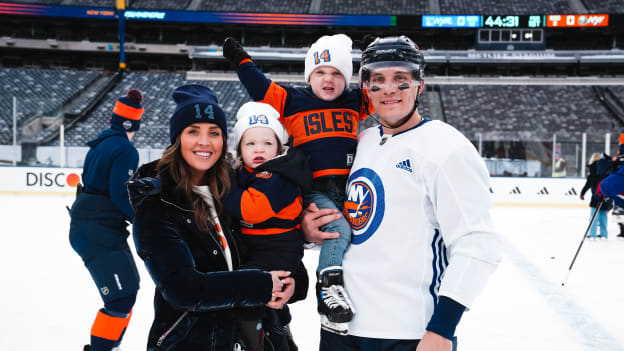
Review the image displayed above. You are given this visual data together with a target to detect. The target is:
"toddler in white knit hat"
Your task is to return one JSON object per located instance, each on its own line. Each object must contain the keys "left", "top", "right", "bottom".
{"left": 223, "top": 101, "right": 312, "bottom": 350}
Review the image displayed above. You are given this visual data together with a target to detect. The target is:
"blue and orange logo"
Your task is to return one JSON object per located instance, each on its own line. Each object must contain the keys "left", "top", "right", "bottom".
{"left": 344, "top": 168, "right": 384, "bottom": 244}
{"left": 255, "top": 171, "right": 273, "bottom": 179}
{"left": 344, "top": 181, "right": 372, "bottom": 230}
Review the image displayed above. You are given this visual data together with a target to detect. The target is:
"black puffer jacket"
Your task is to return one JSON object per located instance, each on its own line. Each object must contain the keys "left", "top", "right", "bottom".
{"left": 581, "top": 161, "right": 613, "bottom": 210}
{"left": 129, "top": 160, "right": 276, "bottom": 351}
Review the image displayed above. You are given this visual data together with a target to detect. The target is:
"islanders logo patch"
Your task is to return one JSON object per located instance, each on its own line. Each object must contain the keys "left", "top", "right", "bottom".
{"left": 343, "top": 168, "right": 385, "bottom": 244}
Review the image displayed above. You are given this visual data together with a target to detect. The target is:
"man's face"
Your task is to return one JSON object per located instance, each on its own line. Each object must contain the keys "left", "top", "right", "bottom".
{"left": 309, "top": 66, "right": 347, "bottom": 102}
{"left": 365, "top": 66, "right": 421, "bottom": 126}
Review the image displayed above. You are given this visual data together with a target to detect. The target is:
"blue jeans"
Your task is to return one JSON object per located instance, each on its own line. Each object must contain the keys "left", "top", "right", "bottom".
{"left": 304, "top": 190, "right": 352, "bottom": 273}
{"left": 320, "top": 329, "right": 458, "bottom": 351}
{"left": 589, "top": 207, "right": 608, "bottom": 238}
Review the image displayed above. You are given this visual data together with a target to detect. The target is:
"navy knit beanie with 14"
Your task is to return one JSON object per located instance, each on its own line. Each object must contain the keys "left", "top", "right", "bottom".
{"left": 169, "top": 84, "right": 227, "bottom": 144}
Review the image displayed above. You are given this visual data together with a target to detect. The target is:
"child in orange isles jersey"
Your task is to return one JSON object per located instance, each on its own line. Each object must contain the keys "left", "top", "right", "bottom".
{"left": 222, "top": 102, "right": 312, "bottom": 351}
{"left": 224, "top": 34, "right": 369, "bottom": 334}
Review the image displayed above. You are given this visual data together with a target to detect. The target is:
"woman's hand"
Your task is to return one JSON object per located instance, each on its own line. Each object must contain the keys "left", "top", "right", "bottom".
{"left": 301, "top": 203, "right": 342, "bottom": 244}
{"left": 267, "top": 271, "right": 295, "bottom": 309}
{"left": 269, "top": 270, "right": 289, "bottom": 292}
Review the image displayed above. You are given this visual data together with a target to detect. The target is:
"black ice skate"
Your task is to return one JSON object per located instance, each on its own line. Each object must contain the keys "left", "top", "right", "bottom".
{"left": 316, "top": 266, "right": 355, "bottom": 334}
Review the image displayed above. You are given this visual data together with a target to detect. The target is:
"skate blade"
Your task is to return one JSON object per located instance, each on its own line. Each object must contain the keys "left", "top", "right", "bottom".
{"left": 320, "top": 314, "right": 348, "bottom": 335}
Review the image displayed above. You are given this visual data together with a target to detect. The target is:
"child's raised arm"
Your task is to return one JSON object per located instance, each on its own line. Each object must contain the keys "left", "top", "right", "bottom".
{"left": 223, "top": 37, "right": 288, "bottom": 114}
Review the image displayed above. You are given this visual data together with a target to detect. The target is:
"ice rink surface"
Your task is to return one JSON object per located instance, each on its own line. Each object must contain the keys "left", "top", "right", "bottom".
{"left": 1, "top": 193, "right": 623, "bottom": 351}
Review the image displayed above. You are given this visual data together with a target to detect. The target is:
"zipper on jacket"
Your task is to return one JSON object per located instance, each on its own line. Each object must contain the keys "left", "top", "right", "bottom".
{"left": 156, "top": 311, "right": 188, "bottom": 347}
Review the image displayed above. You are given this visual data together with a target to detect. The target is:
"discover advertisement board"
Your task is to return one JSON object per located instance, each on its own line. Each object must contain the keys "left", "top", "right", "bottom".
{"left": 0, "top": 167, "right": 82, "bottom": 195}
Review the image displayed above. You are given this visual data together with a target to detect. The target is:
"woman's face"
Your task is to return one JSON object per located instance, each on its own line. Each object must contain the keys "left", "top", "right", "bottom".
{"left": 180, "top": 123, "right": 223, "bottom": 185}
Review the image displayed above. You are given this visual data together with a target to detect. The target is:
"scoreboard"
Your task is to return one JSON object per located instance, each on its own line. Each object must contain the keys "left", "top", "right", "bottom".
{"left": 422, "top": 14, "right": 609, "bottom": 28}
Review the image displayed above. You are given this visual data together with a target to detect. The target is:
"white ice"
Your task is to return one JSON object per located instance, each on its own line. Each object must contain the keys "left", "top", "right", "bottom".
{"left": 1, "top": 194, "right": 623, "bottom": 351}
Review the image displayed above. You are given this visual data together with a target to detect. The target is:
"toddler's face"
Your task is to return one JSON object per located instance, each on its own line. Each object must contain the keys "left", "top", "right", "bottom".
{"left": 309, "top": 66, "right": 347, "bottom": 102}
{"left": 240, "top": 127, "right": 279, "bottom": 169}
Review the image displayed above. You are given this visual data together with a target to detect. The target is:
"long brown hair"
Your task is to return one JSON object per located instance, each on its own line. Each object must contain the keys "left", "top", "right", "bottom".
{"left": 157, "top": 132, "right": 231, "bottom": 232}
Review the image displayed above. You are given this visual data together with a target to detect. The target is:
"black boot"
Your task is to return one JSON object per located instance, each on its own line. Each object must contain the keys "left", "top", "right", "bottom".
{"left": 618, "top": 224, "right": 624, "bottom": 238}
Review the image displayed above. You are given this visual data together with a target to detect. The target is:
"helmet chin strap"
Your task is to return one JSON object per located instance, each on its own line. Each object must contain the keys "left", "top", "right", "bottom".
{"left": 377, "top": 96, "right": 420, "bottom": 130}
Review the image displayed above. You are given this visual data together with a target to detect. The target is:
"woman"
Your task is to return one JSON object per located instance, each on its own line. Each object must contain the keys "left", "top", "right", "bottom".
{"left": 128, "top": 84, "right": 300, "bottom": 350}
{"left": 580, "top": 152, "right": 613, "bottom": 240}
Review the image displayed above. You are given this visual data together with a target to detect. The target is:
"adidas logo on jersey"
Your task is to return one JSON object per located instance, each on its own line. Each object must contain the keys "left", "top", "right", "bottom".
{"left": 396, "top": 159, "right": 412, "bottom": 173}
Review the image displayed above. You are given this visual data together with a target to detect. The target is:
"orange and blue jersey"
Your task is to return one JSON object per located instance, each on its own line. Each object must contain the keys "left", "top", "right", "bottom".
{"left": 223, "top": 147, "right": 310, "bottom": 272}
{"left": 236, "top": 59, "right": 372, "bottom": 179}
{"left": 223, "top": 165, "right": 302, "bottom": 236}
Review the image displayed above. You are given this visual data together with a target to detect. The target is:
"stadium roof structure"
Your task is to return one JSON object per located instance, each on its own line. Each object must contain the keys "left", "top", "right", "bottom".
{"left": 185, "top": 70, "right": 624, "bottom": 85}
{"left": 3, "top": 36, "right": 623, "bottom": 66}
{"left": 190, "top": 45, "right": 624, "bottom": 64}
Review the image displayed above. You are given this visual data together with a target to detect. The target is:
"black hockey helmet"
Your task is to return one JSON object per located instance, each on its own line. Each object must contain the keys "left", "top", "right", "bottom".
{"left": 359, "top": 35, "right": 425, "bottom": 88}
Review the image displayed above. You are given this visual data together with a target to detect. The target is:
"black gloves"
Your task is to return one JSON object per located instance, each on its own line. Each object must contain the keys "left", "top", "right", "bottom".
{"left": 223, "top": 37, "right": 251, "bottom": 66}
{"left": 354, "top": 34, "right": 377, "bottom": 51}
{"left": 126, "top": 177, "right": 162, "bottom": 211}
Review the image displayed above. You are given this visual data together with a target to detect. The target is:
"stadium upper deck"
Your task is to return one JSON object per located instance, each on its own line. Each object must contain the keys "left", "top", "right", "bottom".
{"left": 0, "top": 69, "right": 619, "bottom": 148}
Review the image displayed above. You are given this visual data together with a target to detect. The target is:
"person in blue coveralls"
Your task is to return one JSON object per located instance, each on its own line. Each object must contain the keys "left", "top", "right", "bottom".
{"left": 69, "top": 89, "right": 145, "bottom": 351}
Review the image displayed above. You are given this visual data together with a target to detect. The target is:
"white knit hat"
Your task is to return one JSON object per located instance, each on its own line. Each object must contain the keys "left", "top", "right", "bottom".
{"left": 304, "top": 34, "right": 353, "bottom": 83}
{"left": 233, "top": 102, "right": 288, "bottom": 148}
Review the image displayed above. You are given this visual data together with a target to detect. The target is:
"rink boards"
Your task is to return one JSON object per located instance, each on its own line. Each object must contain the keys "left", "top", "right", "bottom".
{"left": 0, "top": 166, "right": 589, "bottom": 206}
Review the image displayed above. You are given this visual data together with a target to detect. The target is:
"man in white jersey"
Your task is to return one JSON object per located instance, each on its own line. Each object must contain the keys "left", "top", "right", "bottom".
{"left": 302, "top": 36, "right": 502, "bottom": 351}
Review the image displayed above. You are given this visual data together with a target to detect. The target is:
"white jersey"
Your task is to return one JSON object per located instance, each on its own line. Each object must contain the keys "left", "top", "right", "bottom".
{"left": 343, "top": 119, "right": 501, "bottom": 339}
